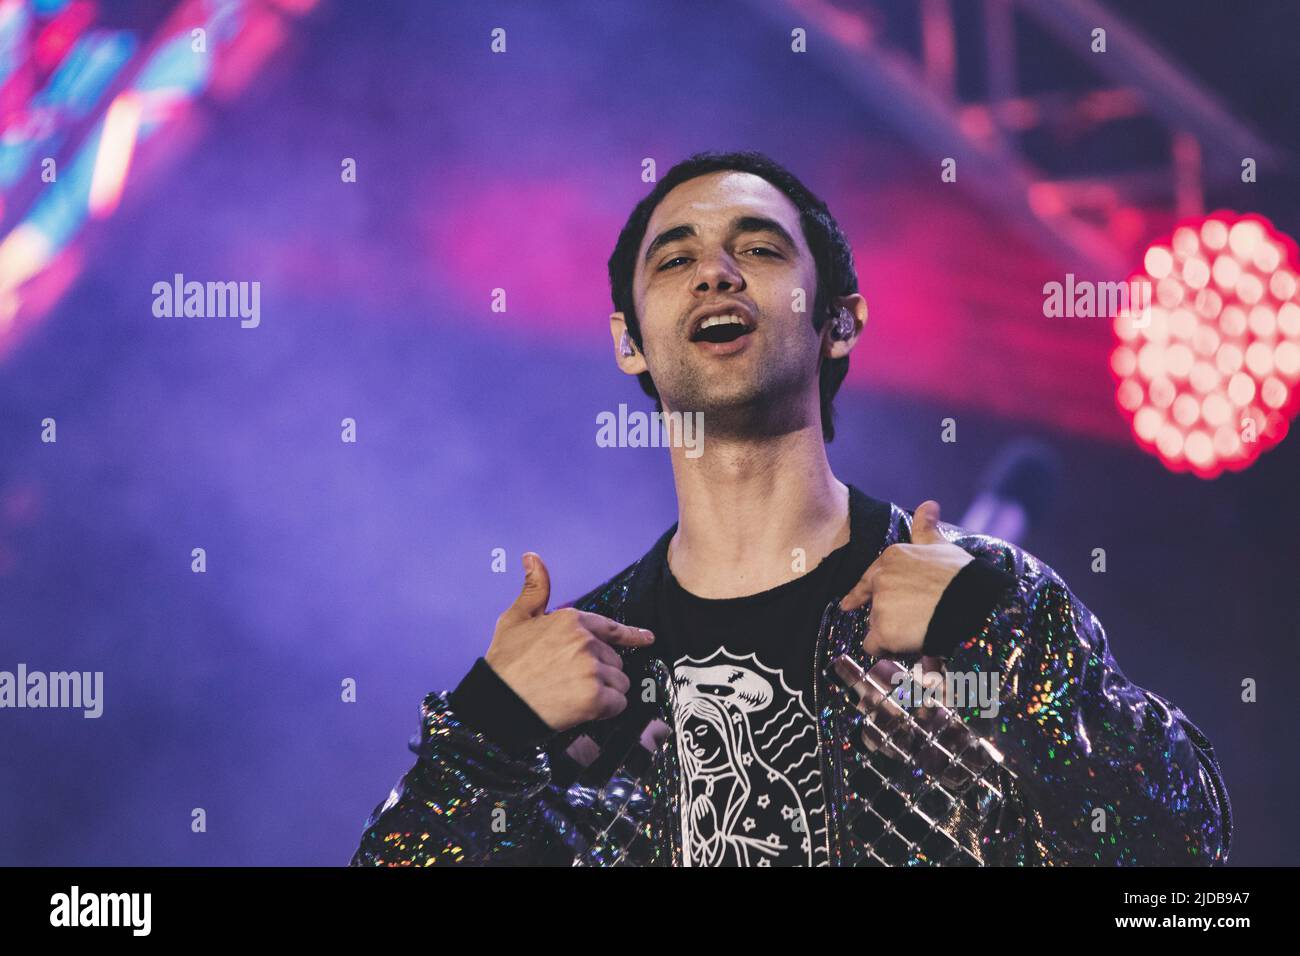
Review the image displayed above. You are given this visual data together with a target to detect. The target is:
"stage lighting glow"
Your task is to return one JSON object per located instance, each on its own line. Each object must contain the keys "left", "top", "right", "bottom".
{"left": 0, "top": 223, "right": 54, "bottom": 293}
{"left": 1112, "top": 212, "right": 1300, "bottom": 478}
{"left": 88, "top": 92, "right": 142, "bottom": 217}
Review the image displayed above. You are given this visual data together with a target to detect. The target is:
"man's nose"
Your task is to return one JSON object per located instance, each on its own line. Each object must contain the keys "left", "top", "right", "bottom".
{"left": 692, "top": 250, "right": 745, "bottom": 292}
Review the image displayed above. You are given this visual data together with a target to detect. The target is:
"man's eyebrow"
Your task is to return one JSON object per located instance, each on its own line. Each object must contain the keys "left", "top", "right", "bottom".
{"left": 643, "top": 224, "right": 697, "bottom": 264}
{"left": 642, "top": 215, "right": 798, "bottom": 265}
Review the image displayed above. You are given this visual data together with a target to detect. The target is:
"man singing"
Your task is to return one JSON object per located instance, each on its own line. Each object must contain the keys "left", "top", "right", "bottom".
{"left": 350, "top": 151, "right": 1231, "bottom": 866}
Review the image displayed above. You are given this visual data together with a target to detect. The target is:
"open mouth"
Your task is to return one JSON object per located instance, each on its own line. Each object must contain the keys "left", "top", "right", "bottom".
{"left": 690, "top": 313, "right": 754, "bottom": 344}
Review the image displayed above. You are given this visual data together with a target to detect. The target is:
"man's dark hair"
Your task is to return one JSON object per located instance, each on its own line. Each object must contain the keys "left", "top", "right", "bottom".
{"left": 606, "top": 150, "right": 859, "bottom": 442}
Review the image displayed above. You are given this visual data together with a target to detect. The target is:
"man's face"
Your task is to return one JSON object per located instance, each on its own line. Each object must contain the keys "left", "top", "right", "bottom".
{"left": 628, "top": 171, "right": 825, "bottom": 436}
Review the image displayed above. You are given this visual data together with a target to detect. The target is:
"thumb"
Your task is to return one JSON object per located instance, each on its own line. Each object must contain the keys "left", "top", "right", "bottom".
{"left": 910, "top": 500, "right": 944, "bottom": 545}
{"left": 506, "top": 551, "right": 551, "bottom": 620}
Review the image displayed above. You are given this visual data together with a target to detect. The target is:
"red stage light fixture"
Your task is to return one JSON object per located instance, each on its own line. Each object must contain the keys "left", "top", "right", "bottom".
{"left": 1112, "top": 212, "right": 1300, "bottom": 478}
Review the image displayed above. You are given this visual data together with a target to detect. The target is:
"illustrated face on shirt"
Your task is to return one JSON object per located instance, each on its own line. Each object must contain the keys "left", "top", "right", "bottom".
{"left": 677, "top": 664, "right": 774, "bottom": 772}
{"left": 679, "top": 712, "right": 727, "bottom": 772}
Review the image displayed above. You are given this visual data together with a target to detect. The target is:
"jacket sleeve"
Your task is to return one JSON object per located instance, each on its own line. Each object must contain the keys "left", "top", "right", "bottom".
{"left": 348, "top": 659, "right": 566, "bottom": 866}
{"left": 939, "top": 534, "right": 1232, "bottom": 866}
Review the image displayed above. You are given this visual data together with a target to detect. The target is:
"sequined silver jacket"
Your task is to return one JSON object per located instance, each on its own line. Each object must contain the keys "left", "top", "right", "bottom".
{"left": 350, "top": 490, "right": 1232, "bottom": 866}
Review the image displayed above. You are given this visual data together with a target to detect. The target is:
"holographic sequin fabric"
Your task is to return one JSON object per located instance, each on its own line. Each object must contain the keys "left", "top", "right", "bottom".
{"left": 350, "top": 500, "right": 1231, "bottom": 866}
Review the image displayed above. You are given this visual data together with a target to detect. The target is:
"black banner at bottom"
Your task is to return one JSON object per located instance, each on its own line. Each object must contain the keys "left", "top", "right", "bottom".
{"left": 0, "top": 865, "right": 1281, "bottom": 940}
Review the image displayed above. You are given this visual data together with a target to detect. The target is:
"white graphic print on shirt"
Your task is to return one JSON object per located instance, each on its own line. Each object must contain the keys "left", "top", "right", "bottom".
{"left": 670, "top": 648, "right": 829, "bottom": 866}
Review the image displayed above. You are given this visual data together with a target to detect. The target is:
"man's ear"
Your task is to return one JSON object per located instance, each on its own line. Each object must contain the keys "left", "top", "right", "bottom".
{"left": 610, "top": 312, "right": 648, "bottom": 375}
{"left": 821, "top": 294, "right": 868, "bottom": 360}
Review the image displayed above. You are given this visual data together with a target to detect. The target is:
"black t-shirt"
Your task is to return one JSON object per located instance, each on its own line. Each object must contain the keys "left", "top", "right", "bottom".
{"left": 656, "top": 533, "right": 864, "bottom": 867}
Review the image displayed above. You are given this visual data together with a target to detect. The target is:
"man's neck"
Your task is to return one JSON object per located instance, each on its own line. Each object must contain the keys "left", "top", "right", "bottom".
{"left": 665, "top": 421, "right": 849, "bottom": 599}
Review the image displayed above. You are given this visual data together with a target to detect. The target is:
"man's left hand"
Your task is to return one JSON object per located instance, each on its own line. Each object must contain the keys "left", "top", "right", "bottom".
{"left": 838, "top": 500, "right": 974, "bottom": 657}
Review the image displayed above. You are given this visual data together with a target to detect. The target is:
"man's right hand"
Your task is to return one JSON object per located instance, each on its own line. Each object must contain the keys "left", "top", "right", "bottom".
{"left": 484, "top": 552, "right": 655, "bottom": 733}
